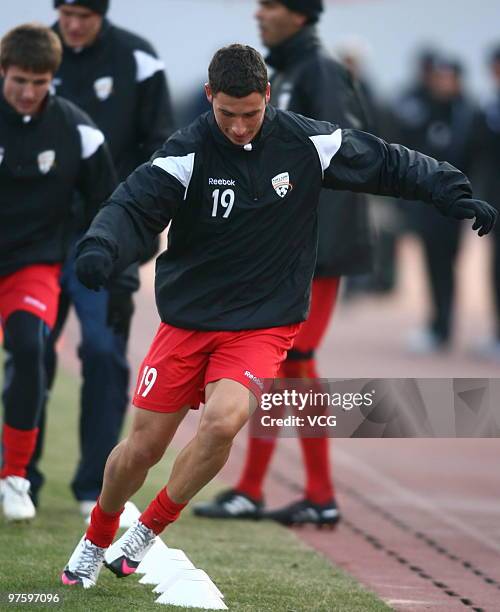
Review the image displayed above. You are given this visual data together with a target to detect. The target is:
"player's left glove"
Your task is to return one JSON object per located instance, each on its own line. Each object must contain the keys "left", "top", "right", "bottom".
{"left": 446, "top": 198, "right": 497, "bottom": 236}
{"left": 75, "top": 243, "right": 114, "bottom": 291}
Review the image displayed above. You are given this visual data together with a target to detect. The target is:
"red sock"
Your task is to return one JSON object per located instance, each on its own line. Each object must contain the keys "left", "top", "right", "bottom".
{"left": 0, "top": 424, "right": 39, "bottom": 478}
{"left": 300, "top": 436, "right": 334, "bottom": 504}
{"left": 86, "top": 499, "right": 124, "bottom": 548}
{"left": 281, "top": 357, "right": 318, "bottom": 379}
{"left": 236, "top": 437, "right": 277, "bottom": 501}
{"left": 140, "top": 488, "right": 187, "bottom": 535}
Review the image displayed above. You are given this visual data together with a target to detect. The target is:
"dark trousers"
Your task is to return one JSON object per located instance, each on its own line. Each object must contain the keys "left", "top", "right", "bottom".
{"left": 27, "top": 248, "right": 130, "bottom": 502}
{"left": 415, "top": 208, "right": 461, "bottom": 342}
{"left": 493, "top": 220, "right": 500, "bottom": 340}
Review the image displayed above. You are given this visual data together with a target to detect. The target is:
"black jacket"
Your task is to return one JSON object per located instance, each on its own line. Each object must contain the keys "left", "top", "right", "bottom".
{"left": 53, "top": 19, "right": 174, "bottom": 289}
{"left": 267, "top": 27, "right": 373, "bottom": 276}
{"left": 78, "top": 107, "right": 472, "bottom": 331}
{"left": 393, "top": 87, "right": 478, "bottom": 174}
{"left": 53, "top": 19, "right": 174, "bottom": 180}
{"left": 0, "top": 91, "right": 115, "bottom": 276}
{"left": 477, "top": 92, "right": 500, "bottom": 213}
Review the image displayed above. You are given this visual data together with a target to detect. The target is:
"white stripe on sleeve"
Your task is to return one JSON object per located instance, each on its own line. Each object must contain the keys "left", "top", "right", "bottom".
{"left": 309, "top": 129, "right": 343, "bottom": 177}
{"left": 134, "top": 49, "right": 165, "bottom": 82}
{"left": 152, "top": 152, "right": 195, "bottom": 199}
{"left": 77, "top": 124, "right": 105, "bottom": 159}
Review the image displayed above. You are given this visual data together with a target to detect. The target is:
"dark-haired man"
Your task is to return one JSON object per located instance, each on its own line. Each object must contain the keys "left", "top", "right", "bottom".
{"left": 27, "top": 0, "right": 174, "bottom": 513}
{"left": 194, "top": 0, "right": 372, "bottom": 528}
{"left": 61, "top": 44, "right": 496, "bottom": 588}
{"left": 0, "top": 23, "right": 115, "bottom": 522}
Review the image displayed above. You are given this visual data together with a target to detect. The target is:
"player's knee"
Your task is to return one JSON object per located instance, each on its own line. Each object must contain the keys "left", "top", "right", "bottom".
{"left": 10, "top": 333, "right": 44, "bottom": 370}
{"left": 123, "top": 435, "right": 165, "bottom": 469}
{"left": 199, "top": 404, "right": 248, "bottom": 444}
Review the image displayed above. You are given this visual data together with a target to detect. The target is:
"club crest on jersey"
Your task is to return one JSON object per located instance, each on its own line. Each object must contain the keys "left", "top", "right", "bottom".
{"left": 38, "top": 150, "right": 55, "bottom": 174}
{"left": 272, "top": 172, "right": 292, "bottom": 198}
{"left": 94, "top": 76, "right": 113, "bottom": 101}
{"left": 0, "top": 147, "right": 4, "bottom": 165}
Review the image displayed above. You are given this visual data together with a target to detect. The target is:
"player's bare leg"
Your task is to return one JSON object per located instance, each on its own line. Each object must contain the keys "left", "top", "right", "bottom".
{"left": 166, "top": 378, "right": 257, "bottom": 502}
{"left": 99, "top": 407, "right": 190, "bottom": 513}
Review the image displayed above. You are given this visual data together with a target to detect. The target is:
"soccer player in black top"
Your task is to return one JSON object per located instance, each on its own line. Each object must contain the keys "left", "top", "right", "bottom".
{"left": 61, "top": 44, "right": 496, "bottom": 589}
{"left": 0, "top": 23, "right": 115, "bottom": 522}
{"left": 194, "top": 0, "right": 371, "bottom": 528}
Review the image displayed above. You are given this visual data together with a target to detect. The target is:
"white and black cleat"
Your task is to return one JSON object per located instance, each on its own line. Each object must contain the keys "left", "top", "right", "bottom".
{"left": 265, "top": 498, "right": 340, "bottom": 529}
{"left": 104, "top": 520, "right": 156, "bottom": 578}
{"left": 61, "top": 536, "right": 106, "bottom": 588}
{"left": 192, "top": 489, "right": 264, "bottom": 520}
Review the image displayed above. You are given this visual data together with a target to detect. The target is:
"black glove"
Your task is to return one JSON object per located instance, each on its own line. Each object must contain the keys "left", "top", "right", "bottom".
{"left": 75, "top": 243, "right": 114, "bottom": 290}
{"left": 446, "top": 198, "right": 498, "bottom": 237}
{"left": 107, "top": 290, "right": 135, "bottom": 337}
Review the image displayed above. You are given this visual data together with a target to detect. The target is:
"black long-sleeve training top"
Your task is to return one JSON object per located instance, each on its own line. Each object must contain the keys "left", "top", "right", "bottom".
{"left": 0, "top": 91, "right": 115, "bottom": 276}
{"left": 53, "top": 19, "right": 174, "bottom": 181}
{"left": 79, "top": 106, "right": 472, "bottom": 331}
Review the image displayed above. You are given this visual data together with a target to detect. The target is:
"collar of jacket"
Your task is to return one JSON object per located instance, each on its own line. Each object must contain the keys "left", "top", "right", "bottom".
{"left": 207, "top": 104, "right": 277, "bottom": 152}
{"left": 53, "top": 18, "right": 112, "bottom": 57}
{"left": 266, "top": 26, "right": 321, "bottom": 72}
{"left": 0, "top": 83, "right": 53, "bottom": 126}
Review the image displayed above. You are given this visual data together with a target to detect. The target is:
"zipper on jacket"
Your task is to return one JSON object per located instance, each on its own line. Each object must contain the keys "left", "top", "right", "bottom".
{"left": 245, "top": 149, "right": 259, "bottom": 201}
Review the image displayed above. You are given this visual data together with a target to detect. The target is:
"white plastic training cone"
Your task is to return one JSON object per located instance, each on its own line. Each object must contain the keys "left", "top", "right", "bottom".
{"left": 119, "top": 501, "right": 141, "bottom": 528}
{"left": 151, "top": 559, "right": 196, "bottom": 592}
{"left": 85, "top": 501, "right": 141, "bottom": 526}
{"left": 155, "top": 568, "right": 224, "bottom": 599}
{"left": 138, "top": 549, "right": 192, "bottom": 584}
{"left": 155, "top": 570, "right": 227, "bottom": 609}
{"left": 135, "top": 538, "right": 171, "bottom": 574}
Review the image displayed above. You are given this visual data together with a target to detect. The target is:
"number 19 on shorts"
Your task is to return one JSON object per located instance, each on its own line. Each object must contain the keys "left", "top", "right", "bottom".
{"left": 137, "top": 365, "right": 158, "bottom": 397}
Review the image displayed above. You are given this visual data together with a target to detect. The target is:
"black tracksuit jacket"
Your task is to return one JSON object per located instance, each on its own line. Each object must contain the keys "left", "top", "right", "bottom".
{"left": 266, "top": 27, "right": 373, "bottom": 276}
{"left": 52, "top": 19, "right": 174, "bottom": 289}
{"left": 79, "top": 107, "right": 472, "bottom": 331}
{"left": 53, "top": 19, "right": 174, "bottom": 181}
{"left": 0, "top": 92, "right": 115, "bottom": 277}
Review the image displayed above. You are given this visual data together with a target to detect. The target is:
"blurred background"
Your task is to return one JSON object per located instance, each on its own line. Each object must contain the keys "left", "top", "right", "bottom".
{"left": 4, "top": 0, "right": 500, "bottom": 104}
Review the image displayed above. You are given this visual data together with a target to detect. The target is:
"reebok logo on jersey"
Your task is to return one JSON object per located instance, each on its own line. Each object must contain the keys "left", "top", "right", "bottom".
{"left": 272, "top": 172, "right": 292, "bottom": 198}
{"left": 208, "top": 178, "right": 236, "bottom": 186}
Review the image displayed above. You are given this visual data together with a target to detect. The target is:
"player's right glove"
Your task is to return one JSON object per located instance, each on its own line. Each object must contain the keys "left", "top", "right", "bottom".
{"left": 75, "top": 243, "right": 114, "bottom": 291}
{"left": 446, "top": 198, "right": 497, "bottom": 237}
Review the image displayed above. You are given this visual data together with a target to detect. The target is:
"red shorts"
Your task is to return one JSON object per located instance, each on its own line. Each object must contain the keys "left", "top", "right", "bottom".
{"left": 0, "top": 264, "right": 61, "bottom": 329}
{"left": 133, "top": 322, "right": 302, "bottom": 413}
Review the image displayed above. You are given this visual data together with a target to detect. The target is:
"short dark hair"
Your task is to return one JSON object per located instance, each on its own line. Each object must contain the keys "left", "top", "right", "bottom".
{"left": 0, "top": 23, "right": 62, "bottom": 74}
{"left": 208, "top": 44, "right": 268, "bottom": 98}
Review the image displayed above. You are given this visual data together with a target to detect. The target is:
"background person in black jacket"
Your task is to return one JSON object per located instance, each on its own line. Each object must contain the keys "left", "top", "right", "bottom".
{"left": 393, "top": 56, "right": 479, "bottom": 353}
{"left": 0, "top": 23, "right": 115, "bottom": 522}
{"left": 475, "top": 45, "right": 500, "bottom": 359}
{"left": 26, "top": 0, "right": 174, "bottom": 514}
{"left": 194, "top": 0, "right": 372, "bottom": 527}
{"left": 60, "top": 44, "right": 496, "bottom": 588}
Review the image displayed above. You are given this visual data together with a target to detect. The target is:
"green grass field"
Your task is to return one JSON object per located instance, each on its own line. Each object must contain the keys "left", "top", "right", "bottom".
{"left": 0, "top": 359, "right": 389, "bottom": 611}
